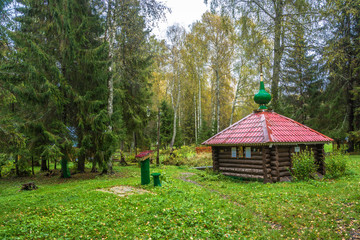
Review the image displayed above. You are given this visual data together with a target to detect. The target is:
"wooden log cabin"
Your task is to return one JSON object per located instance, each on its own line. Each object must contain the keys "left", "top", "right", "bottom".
{"left": 202, "top": 73, "right": 333, "bottom": 183}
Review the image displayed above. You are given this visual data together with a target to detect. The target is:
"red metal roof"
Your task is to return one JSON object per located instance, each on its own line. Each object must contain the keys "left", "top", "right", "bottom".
{"left": 135, "top": 150, "right": 153, "bottom": 158}
{"left": 202, "top": 110, "right": 333, "bottom": 145}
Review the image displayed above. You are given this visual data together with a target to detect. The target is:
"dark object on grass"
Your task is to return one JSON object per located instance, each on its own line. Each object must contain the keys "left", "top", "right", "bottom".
{"left": 45, "top": 170, "right": 56, "bottom": 177}
{"left": 310, "top": 172, "right": 324, "bottom": 180}
{"left": 194, "top": 166, "right": 213, "bottom": 171}
{"left": 21, "top": 182, "right": 38, "bottom": 191}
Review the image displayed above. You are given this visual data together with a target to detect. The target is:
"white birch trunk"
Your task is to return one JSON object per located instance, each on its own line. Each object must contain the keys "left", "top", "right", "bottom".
{"left": 106, "top": 0, "right": 115, "bottom": 173}
{"left": 230, "top": 76, "right": 242, "bottom": 125}
{"left": 194, "top": 94, "right": 197, "bottom": 144}
{"left": 170, "top": 73, "right": 181, "bottom": 153}
{"left": 198, "top": 70, "right": 202, "bottom": 130}
{"left": 215, "top": 68, "right": 220, "bottom": 133}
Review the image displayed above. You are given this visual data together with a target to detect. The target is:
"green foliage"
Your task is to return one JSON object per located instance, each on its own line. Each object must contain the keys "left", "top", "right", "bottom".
{"left": 279, "top": 23, "right": 322, "bottom": 126}
{"left": 0, "top": 154, "right": 12, "bottom": 177}
{"left": 162, "top": 145, "right": 212, "bottom": 167}
{"left": 159, "top": 100, "right": 174, "bottom": 148}
{"left": 325, "top": 149, "right": 348, "bottom": 179}
{"left": 196, "top": 168, "right": 224, "bottom": 181}
{"left": 114, "top": 0, "right": 154, "bottom": 150}
{"left": 324, "top": 143, "right": 333, "bottom": 153}
{"left": 291, "top": 148, "right": 318, "bottom": 181}
{"left": 198, "top": 119, "right": 213, "bottom": 144}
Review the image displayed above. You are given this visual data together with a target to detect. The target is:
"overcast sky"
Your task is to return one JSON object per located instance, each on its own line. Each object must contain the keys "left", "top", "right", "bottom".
{"left": 152, "top": 0, "right": 210, "bottom": 40}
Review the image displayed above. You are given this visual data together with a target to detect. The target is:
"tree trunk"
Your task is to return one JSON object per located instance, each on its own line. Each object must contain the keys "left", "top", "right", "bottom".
{"left": 15, "top": 155, "right": 19, "bottom": 176}
{"left": 91, "top": 158, "right": 97, "bottom": 172}
{"left": 194, "top": 94, "right": 198, "bottom": 144}
{"left": 133, "top": 131, "right": 137, "bottom": 156}
{"left": 230, "top": 75, "right": 242, "bottom": 125}
{"left": 156, "top": 108, "right": 160, "bottom": 165}
{"left": 215, "top": 68, "right": 220, "bottom": 133}
{"left": 198, "top": 71, "right": 202, "bottom": 130}
{"left": 170, "top": 74, "right": 181, "bottom": 154}
{"left": 78, "top": 154, "right": 85, "bottom": 173}
{"left": 105, "top": 0, "right": 115, "bottom": 174}
{"left": 271, "top": 1, "right": 284, "bottom": 111}
{"left": 345, "top": 12, "right": 355, "bottom": 152}
{"left": 31, "top": 156, "right": 35, "bottom": 176}
{"left": 77, "top": 124, "right": 85, "bottom": 172}
{"left": 41, "top": 157, "right": 48, "bottom": 171}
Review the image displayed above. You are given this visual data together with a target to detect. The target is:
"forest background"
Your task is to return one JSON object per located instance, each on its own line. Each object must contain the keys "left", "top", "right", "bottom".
{"left": 0, "top": 0, "right": 359, "bottom": 176}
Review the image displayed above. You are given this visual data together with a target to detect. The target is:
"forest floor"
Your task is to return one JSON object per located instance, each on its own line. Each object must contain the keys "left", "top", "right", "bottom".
{"left": 0, "top": 156, "right": 360, "bottom": 239}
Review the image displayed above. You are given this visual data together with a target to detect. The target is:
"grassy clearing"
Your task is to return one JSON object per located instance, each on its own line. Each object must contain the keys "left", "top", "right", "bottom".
{"left": 1, "top": 156, "right": 359, "bottom": 239}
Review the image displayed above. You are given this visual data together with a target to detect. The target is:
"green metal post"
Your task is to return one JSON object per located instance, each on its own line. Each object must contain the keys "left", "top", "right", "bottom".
{"left": 151, "top": 173, "right": 161, "bottom": 187}
{"left": 140, "top": 158, "right": 150, "bottom": 185}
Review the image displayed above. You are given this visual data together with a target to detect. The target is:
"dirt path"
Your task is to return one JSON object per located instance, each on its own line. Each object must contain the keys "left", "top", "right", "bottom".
{"left": 179, "top": 172, "right": 283, "bottom": 230}
{"left": 179, "top": 172, "right": 203, "bottom": 187}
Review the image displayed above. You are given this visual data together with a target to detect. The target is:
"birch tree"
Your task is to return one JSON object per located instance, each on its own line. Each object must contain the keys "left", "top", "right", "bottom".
{"left": 200, "top": 12, "right": 236, "bottom": 133}
{"left": 166, "top": 25, "right": 185, "bottom": 153}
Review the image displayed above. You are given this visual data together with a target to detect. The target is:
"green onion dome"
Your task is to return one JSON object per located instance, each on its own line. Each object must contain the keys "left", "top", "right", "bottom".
{"left": 254, "top": 78, "right": 271, "bottom": 109}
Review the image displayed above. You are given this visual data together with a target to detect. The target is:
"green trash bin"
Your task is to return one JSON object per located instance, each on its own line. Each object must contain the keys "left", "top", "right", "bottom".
{"left": 151, "top": 173, "right": 161, "bottom": 187}
{"left": 140, "top": 158, "right": 150, "bottom": 185}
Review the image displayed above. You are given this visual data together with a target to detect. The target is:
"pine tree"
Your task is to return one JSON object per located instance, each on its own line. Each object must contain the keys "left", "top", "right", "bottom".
{"left": 113, "top": 0, "right": 153, "bottom": 152}
{"left": 321, "top": 0, "right": 360, "bottom": 149}
{"left": 8, "top": 0, "right": 110, "bottom": 176}
{"left": 281, "top": 24, "right": 320, "bottom": 124}
{"left": 159, "top": 100, "right": 174, "bottom": 149}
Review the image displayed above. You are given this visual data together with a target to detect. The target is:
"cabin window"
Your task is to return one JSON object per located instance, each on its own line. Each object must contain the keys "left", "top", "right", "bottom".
{"left": 245, "top": 147, "right": 251, "bottom": 158}
{"left": 295, "top": 146, "right": 300, "bottom": 152}
{"left": 231, "top": 147, "right": 237, "bottom": 158}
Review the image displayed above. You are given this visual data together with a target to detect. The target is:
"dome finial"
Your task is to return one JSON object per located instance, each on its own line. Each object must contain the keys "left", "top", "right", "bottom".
{"left": 254, "top": 59, "right": 271, "bottom": 109}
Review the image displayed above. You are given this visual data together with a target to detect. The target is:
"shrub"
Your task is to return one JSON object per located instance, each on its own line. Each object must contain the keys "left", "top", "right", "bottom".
{"left": 162, "top": 145, "right": 212, "bottom": 167}
{"left": 324, "top": 150, "right": 348, "bottom": 179}
{"left": 291, "top": 148, "right": 318, "bottom": 181}
{"left": 0, "top": 154, "right": 15, "bottom": 177}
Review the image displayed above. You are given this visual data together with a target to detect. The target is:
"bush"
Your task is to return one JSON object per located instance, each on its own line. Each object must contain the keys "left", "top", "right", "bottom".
{"left": 291, "top": 148, "right": 318, "bottom": 181}
{"left": 162, "top": 145, "right": 212, "bottom": 167}
{"left": 0, "top": 154, "right": 15, "bottom": 177}
{"left": 324, "top": 150, "right": 348, "bottom": 179}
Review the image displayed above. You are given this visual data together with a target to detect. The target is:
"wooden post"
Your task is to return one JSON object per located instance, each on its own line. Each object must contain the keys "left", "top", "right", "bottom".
{"left": 262, "top": 146, "right": 269, "bottom": 183}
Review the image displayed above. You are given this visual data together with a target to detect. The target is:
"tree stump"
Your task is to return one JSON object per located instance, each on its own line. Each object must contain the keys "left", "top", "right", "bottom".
{"left": 20, "top": 182, "right": 38, "bottom": 191}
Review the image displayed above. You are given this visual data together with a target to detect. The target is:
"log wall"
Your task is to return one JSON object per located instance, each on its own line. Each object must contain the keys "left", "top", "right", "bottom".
{"left": 212, "top": 144, "right": 325, "bottom": 183}
{"left": 270, "top": 146, "right": 291, "bottom": 182}
{"left": 213, "top": 146, "right": 270, "bottom": 181}
{"left": 212, "top": 147, "right": 219, "bottom": 172}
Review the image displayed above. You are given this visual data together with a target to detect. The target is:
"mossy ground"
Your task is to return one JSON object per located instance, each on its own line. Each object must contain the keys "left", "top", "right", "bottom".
{"left": 1, "top": 155, "right": 359, "bottom": 239}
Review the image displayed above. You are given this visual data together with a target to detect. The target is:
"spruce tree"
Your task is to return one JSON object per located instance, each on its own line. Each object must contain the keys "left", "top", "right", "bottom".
{"left": 8, "top": 0, "right": 110, "bottom": 176}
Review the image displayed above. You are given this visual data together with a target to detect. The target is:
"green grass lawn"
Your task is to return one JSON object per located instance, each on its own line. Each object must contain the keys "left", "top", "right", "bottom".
{"left": 1, "top": 156, "right": 359, "bottom": 239}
